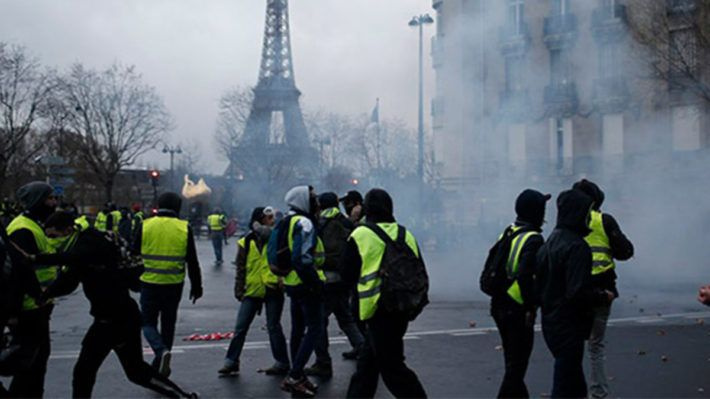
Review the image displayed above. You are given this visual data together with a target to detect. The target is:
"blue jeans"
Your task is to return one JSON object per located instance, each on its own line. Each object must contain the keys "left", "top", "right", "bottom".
{"left": 224, "top": 288, "right": 289, "bottom": 368}
{"left": 140, "top": 282, "right": 183, "bottom": 362}
{"left": 287, "top": 287, "right": 324, "bottom": 379}
{"left": 551, "top": 339, "right": 587, "bottom": 399}
{"left": 211, "top": 232, "right": 223, "bottom": 262}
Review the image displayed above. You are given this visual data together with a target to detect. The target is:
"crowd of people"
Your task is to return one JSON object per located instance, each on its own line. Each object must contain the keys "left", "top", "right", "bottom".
{"left": 3, "top": 177, "right": 709, "bottom": 399}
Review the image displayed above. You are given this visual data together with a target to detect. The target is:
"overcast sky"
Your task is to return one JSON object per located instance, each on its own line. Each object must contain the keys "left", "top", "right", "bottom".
{"left": 0, "top": 0, "right": 435, "bottom": 173}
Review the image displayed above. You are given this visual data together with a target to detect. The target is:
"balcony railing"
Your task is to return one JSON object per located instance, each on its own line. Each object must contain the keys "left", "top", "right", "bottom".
{"left": 593, "top": 76, "right": 630, "bottom": 113}
{"left": 667, "top": 0, "right": 698, "bottom": 15}
{"left": 499, "top": 22, "right": 531, "bottom": 56}
{"left": 544, "top": 82, "right": 578, "bottom": 117}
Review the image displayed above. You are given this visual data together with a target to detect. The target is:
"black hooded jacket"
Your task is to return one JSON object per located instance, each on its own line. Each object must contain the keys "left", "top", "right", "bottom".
{"left": 572, "top": 180, "right": 634, "bottom": 295}
{"left": 536, "top": 190, "right": 610, "bottom": 355}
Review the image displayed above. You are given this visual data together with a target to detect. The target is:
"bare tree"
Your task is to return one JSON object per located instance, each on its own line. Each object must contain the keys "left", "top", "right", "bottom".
{"left": 214, "top": 86, "right": 253, "bottom": 163}
{"left": 56, "top": 63, "right": 171, "bottom": 201}
{"left": 628, "top": 0, "right": 710, "bottom": 104}
{"left": 0, "top": 43, "right": 55, "bottom": 192}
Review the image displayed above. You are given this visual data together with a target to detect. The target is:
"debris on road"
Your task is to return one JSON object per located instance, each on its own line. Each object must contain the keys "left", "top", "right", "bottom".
{"left": 637, "top": 350, "right": 647, "bottom": 355}
{"left": 468, "top": 320, "right": 477, "bottom": 328}
{"left": 657, "top": 329, "right": 666, "bottom": 336}
{"left": 184, "top": 332, "right": 235, "bottom": 341}
{"left": 494, "top": 345, "right": 503, "bottom": 351}
{"left": 661, "top": 355, "right": 669, "bottom": 362}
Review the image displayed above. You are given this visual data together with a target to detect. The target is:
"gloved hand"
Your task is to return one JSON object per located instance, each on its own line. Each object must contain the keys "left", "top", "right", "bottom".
{"left": 190, "top": 285, "right": 203, "bottom": 304}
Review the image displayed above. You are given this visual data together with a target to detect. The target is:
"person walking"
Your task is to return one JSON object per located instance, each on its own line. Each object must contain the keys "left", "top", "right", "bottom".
{"left": 5, "top": 181, "right": 58, "bottom": 397}
{"left": 487, "top": 189, "right": 549, "bottom": 398}
{"left": 25, "top": 211, "right": 197, "bottom": 398}
{"left": 218, "top": 206, "right": 290, "bottom": 377}
{"left": 135, "top": 192, "right": 203, "bottom": 377}
{"left": 340, "top": 188, "right": 427, "bottom": 399}
{"left": 571, "top": 179, "right": 634, "bottom": 399}
{"left": 305, "top": 192, "right": 364, "bottom": 378}
{"left": 94, "top": 203, "right": 111, "bottom": 232}
{"left": 207, "top": 208, "right": 227, "bottom": 265}
{"left": 271, "top": 185, "right": 325, "bottom": 398}
{"left": 535, "top": 189, "right": 614, "bottom": 398}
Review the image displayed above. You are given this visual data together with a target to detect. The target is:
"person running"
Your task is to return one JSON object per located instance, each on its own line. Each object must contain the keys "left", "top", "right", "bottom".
{"left": 219, "top": 206, "right": 290, "bottom": 377}
{"left": 134, "top": 192, "right": 203, "bottom": 377}
{"left": 23, "top": 211, "right": 197, "bottom": 398}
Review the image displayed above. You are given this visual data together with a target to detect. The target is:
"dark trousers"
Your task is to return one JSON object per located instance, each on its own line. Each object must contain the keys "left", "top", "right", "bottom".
{"left": 314, "top": 285, "right": 365, "bottom": 365}
{"left": 224, "top": 288, "right": 289, "bottom": 368}
{"left": 287, "top": 288, "right": 324, "bottom": 379}
{"left": 551, "top": 340, "right": 587, "bottom": 399}
{"left": 8, "top": 305, "right": 53, "bottom": 398}
{"left": 491, "top": 303, "right": 534, "bottom": 398}
{"left": 140, "top": 282, "right": 183, "bottom": 363}
{"left": 73, "top": 309, "right": 189, "bottom": 398}
{"left": 211, "top": 232, "right": 223, "bottom": 262}
{"left": 346, "top": 310, "right": 426, "bottom": 399}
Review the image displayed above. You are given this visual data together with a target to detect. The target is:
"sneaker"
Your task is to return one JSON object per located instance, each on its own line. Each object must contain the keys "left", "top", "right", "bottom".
{"left": 304, "top": 362, "right": 332, "bottom": 379}
{"left": 159, "top": 351, "right": 171, "bottom": 377}
{"left": 342, "top": 348, "right": 358, "bottom": 360}
{"left": 218, "top": 363, "right": 239, "bottom": 376}
{"left": 280, "top": 376, "right": 317, "bottom": 398}
{"left": 259, "top": 365, "right": 290, "bottom": 376}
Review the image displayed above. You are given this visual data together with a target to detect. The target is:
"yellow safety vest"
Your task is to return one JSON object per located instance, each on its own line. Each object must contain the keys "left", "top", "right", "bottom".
{"left": 283, "top": 215, "right": 326, "bottom": 287}
{"left": 132, "top": 211, "right": 144, "bottom": 230}
{"left": 95, "top": 211, "right": 109, "bottom": 231}
{"left": 585, "top": 210, "right": 615, "bottom": 275}
{"left": 351, "top": 223, "right": 420, "bottom": 321}
{"left": 140, "top": 216, "right": 189, "bottom": 284}
{"left": 208, "top": 214, "right": 225, "bottom": 232}
{"left": 238, "top": 235, "right": 279, "bottom": 298}
{"left": 110, "top": 210, "right": 122, "bottom": 233}
{"left": 6, "top": 215, "right": 57, "bottom": 310}
{"left": 75, "top": 215, "right": 90, "bottom": 232}
{"left": 504, "top": 226, "right": 540, "bottom": 305}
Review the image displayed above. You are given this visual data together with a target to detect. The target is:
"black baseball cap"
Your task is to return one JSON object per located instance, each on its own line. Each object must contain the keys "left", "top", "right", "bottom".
{"left": 339, "top": 190, "right": 363, "bottom": 204}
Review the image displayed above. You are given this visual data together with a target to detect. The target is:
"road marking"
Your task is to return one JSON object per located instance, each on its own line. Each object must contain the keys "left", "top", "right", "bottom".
{"left": 48, "top": 310, "right": 710, "bottom": 361}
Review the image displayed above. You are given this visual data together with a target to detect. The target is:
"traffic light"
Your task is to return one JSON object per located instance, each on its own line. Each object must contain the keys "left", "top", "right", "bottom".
{"left": 149, "top": 170, "right": 160, "bottom": 187}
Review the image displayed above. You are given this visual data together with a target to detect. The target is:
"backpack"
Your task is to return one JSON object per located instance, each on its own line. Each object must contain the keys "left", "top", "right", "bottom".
{"left": 97, "top": 230, "right": 143, "bottom": 272}
{"left": 319, "top": 215, "right": 352, "bottom": 272}
{"left": 365, "top": 223, "right": 429, "bottom": 321}
{"left": 479, "top": 226, "right": 524, "bottom": 297}
{"left": 267, "top": 215, "right": 295, "bottom": 277}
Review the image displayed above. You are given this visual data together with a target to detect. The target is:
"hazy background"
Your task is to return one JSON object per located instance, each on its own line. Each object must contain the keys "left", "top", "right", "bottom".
{"left": 0, "top": 0, "right": 434, "bottom": 173}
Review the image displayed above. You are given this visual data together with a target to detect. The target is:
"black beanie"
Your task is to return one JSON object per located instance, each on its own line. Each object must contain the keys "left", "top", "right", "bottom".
{"left": 158, "top": 192, "right": 182, "bottom": 214}
{"left": 364, "top": 188, "right": 394, "bottom": 222}
{"left": 515, "top": 189, "right": 551, "bottom": 227}
{"left": 16, "top": 181, "right": 54, "bottom": 211}
{"left": 572, "top": 179, "right": 605, "bottom": 210}
{"left": 250, "top": 207, "right": 265, "bottom": 227}
{"left": 318, "top": 192, "right": 339, "bottom": 210}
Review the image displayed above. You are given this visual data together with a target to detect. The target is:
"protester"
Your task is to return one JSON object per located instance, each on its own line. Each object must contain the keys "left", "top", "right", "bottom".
{"left": 536, "top": 189, "right": 614, "bottom": 398}
{"left": 135, "top": 192, "right": 203, "bottom": 377}
{"left": 207, "top": 208, "right": 227, "bottom": 265}
{"left": 219, "top": 206, "right": 290, "bottom": 377}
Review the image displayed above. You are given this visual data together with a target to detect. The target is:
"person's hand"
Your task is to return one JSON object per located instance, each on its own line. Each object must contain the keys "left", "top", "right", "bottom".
{"left": 350, "top": 205, "right": 362, "bottom": 221}
{"left": 604, "top": 290, "right": 615, "bottom": 304}
{"left": 698, "top": 285, "right": 710, "bottom": 306}
{"left": 190, "top": 286, "right": 203, "bottom": 304}
{"left": 278, "top": 277, "right": 285, "bottom": 291}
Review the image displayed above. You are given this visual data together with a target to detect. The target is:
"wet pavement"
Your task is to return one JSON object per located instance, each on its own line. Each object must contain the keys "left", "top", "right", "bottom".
{"left": 3, "top": 239, "right": 709, "bottom": 398}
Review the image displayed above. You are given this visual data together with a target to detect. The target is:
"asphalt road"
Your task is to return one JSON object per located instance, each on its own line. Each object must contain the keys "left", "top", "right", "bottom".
{"left": 3, "top": 239, "right": 709, "bottom": 398}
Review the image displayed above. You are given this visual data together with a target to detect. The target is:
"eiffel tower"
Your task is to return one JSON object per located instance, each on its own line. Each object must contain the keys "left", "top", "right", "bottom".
{"left": 230, "top": 0, "right": 316, "bottom": 184}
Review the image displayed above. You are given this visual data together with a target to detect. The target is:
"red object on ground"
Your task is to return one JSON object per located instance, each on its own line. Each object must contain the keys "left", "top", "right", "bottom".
{"left": 183, "top": 331, "right": 235, "bottom": 341}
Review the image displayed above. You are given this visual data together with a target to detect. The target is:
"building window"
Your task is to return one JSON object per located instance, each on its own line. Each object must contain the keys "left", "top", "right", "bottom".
{"left": 550, "top": 49, "right": 570, "bottom": 85}
{"left": 552, "top": 0, "right": 569, "bottom": 15}
{"left": 598, "top": 44, "right": 618, "bottom": 78}
{"left": 555, "top": 118, "right": 564, "bottom": 170}
{"left": 669, "top": 28, "right": 697, "bottom": 80}
{"left": 505, "top": 56, "right": 524, "bottom": 92}
{"left": 508, "top": 0, "right": 525, "bottom": 35}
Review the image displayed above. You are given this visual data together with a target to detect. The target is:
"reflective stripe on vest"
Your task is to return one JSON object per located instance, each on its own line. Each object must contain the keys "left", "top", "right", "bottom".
{"left": 208, "top": 214, "right": 225, "bottom": 231}
{"left": 140, "top": 216, "right": 188, "bottom": 284}
{"left": 6, "top": 215, "right": 57, "bottom": 310}
{"left": 585, "top": 210, "right": 615, "bottom": 275}
{"left": 95, "top": 212, "right": 108, "bottom": 231}
{"left": 351, "top": 223, "right": 420, "bottom": 321}
{"left": 283, "top": 215, "right": 326, "bottom": 287}
{"left": 505, "top": 228, "right": 540, "bottom": 305}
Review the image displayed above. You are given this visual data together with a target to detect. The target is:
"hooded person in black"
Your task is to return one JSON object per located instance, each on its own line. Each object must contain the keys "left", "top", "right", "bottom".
{"left": 490, "top": 189, "right": 549, "bottom": 399}
{"left": 25, "top": 211, "right": 196, "bottom": 398}
{"left": 571, "top": 179, "right": 633, "bottom": 399}
{"left": 5, "top": 181, "right": 57, "bottom": 397}
{"left": 536, "top": 189, "right": 614, "bottom": 399}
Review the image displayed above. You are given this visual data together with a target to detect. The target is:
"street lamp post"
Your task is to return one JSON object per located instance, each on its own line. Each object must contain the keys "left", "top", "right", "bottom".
{"left": 162, "top": 144, "right": 182, "bottom": 192}
{"left": 409, "top": 14, "right": 434, "bottom": 184}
